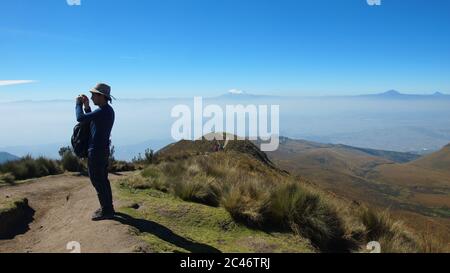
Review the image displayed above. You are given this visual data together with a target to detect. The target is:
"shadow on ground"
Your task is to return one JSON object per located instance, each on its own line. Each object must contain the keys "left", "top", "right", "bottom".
{"left": 113, "top": 212, "right": 221, "bottom": 253}
{"left": 0, "top": 201, "right": 35, "bottom": 240}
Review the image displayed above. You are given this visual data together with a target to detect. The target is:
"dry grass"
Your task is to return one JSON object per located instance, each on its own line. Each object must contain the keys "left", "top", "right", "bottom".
{"left": 0, "top": 155, "right": 62, "bottom": 181}
{"left": 221, "top": 178, "right": 271, "bottom": 226}
{"left": 119, "top": 146, "right": 442, "bottom": 252}
{"left": 121, "top": 152, "right": 356, "bottom": 251}
{"left": 173, "top": 174, "right": 221, "bottom": 207}
{"left": 262, "top": 181, "right": 347, "bottom": 251}
{"left": 120, "top": 173, "right": 154, "bottom": 190}
{"left": 416, "top": 223, "right": 450, "bottom": 253}
{"left": 0, "top": 173, "right": 15, "bottom": 185}
{"left": 359, "top": 207, "right": 419, "bottom": 253}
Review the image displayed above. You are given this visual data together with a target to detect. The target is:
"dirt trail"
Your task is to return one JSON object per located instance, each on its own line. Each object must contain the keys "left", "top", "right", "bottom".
{"left": 0, "top": 173, "right": 149, "bottom": 253}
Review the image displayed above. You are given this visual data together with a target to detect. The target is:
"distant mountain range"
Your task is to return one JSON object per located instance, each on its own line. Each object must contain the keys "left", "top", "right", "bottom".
{"left": 212, "top": 90, "right": 283, "bottom": 100}
{"left": 1, "top": 89, "right": 449, "bottom": 160}
{"left": 212, "top": 89, "right": 450, "bottom": 100}
{"left": 209, "top": 90, "right": 450, "bottom": 101}
{"left": 356, "top": 90, "right": 449, "bottom": 99}
{"left": 3, "top": 90, "right": 448, "bottom": 103}
{"left": 0, "top": 152, "right": 19, "bottom": 164}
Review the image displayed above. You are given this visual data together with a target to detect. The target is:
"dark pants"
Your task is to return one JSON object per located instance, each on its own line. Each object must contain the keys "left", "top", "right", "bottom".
{"left": 88, "top": 153, "right": 113, "bottom": 211}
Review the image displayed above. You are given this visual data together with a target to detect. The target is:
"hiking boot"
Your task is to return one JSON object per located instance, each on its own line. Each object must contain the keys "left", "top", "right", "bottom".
{"left": 91, "top": 208, "right": 115, "bottom": 221}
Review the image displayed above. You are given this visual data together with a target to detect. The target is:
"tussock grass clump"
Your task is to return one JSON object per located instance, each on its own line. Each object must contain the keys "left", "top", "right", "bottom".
{"left": 262, "top": 181, "right": 346, "bottom": 251}
{"left": 360, "top": 208, "right": 394, "bottom": 240}
{"left": 109, "top": 160, "right": 136, "bottom": 172}
{"left": 159, "top": 161, "right": 186, "bottom": 177}
{"left": 218, "top": 172, "right": 348, "bottom": 251}
{"left": 141, "top": 166, "right": 169, "bottom": 192}
{"left": 123, "top": 162, "right": 222, "bottom": 206}
{"left": 417, "top": 229, "right": 450, "bottom": 253}
{"left": 141, "top": 165, "right": 162, "bottom": 179}
{"left": 121, "top": 174, "right": 153, "bottom": 190}
{"left": 0, "top": 173, "right": 15, "bottom": 185}
{"left": 359, "top": 208, "right": 418, "bottom": 253}
{"left": 186, "top": 163, "right": 202, "bottom": 177}
{"left": 194, "top": 156, "right": 228, "bottom": 178}
{"left": 221, "top": 179, "right": 271, "bottom": 226}
{"left": 174, "top": 174, "right": 221, "bottom": 207}
{"left": 121, "top": 164, "right": 167, "bottom": 191}
{"left": 0, "top": 155, "right": 62, "bottom": 181}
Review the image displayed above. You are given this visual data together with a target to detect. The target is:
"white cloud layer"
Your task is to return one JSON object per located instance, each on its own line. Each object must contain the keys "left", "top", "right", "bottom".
{"left": 0, "top": 80, "right": 36, "bottom": 86}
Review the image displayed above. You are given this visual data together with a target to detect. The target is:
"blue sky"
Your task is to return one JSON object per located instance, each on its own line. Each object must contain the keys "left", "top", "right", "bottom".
{"left": 1, "top": 0, "right": 450, "bottom": 101}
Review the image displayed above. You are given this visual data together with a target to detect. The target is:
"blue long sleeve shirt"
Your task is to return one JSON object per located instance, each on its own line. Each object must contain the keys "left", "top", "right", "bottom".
{"left": 76, "top": 103, "right": 115, "bottom": 157}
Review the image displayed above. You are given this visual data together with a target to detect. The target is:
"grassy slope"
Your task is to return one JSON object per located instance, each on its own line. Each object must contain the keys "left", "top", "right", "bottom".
{"left": 410, "top": 144, "right": 450, "bottom": 174}
{"left": 116, "top": 185, "right": 314, "bottom": 253}
{"left": 267, "top": 138, "right": 450, "bottom": 244}
{"left": 156, "top": 136, "right": 276, "bottom": 169}
{"left": 115, "top": 136, "right": 433, "bottom": 253}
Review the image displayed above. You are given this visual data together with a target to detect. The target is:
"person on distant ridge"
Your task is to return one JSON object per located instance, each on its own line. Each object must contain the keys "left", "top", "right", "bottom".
{"left": 213, "top": 139, "right": 220, "bottom": 152}
{"left": 75, "top": 83, "right": 116, "bottom": 221}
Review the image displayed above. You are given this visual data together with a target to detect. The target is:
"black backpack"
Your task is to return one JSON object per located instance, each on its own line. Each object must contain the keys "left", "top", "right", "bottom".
{"left": 71, "top": 122, "right": 90, "bottom": 158}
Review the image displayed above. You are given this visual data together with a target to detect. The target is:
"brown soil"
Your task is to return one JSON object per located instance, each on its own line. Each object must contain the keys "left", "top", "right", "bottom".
{"left": 0, "top": 172, "right": 150, "bottom": 253}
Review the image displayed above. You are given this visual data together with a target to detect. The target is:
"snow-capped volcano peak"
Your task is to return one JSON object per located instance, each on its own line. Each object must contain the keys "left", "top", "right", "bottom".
{"left": 228, "top": 89, "right": 246, "bottom": 95}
